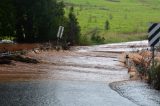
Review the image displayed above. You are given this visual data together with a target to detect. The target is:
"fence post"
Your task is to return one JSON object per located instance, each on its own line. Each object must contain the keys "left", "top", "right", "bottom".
{"left": 152, "top": 46, "right": 155, "bottom": 68}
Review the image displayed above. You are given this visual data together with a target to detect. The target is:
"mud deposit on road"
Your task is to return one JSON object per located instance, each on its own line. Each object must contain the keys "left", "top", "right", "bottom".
{"left": 110, "top": 81, "right": 160, "bottom": 106}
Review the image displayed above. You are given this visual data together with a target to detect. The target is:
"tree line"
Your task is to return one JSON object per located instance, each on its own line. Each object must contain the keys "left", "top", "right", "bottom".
{"left": 0, "top": 0, "right": 80, "bottom": 45}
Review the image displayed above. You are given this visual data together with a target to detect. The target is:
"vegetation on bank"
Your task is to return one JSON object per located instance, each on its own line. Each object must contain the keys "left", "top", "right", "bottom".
{"left": 127, "top": 50, "right": 160, "bottom": 90}
{"left": 63, "top": 0, "right": 160, "bottom": 44}
{"left": 148, "top": 62, "right": 160, "bottom": 90}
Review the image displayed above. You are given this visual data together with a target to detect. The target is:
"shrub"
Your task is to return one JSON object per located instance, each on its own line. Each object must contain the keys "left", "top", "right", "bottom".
{"left": 129, "top": 50, "right": 151, "bottom": 78}
{"left": 148, "top": 63, "right": 160, "bottom": 90}
{"left": 65, "top": 6, "right": 81, "bottom": 45}
{"left": 91, "top": 35, "right": 105, "bottom": 44}
{"left": 79, "top": 35, "right": 91, "bottom": 45}
{"left": 105, "top": 20, "right": 110, "bottom": 30}
{"left": 90, "top": 28, "right": 105, "bottom": 44}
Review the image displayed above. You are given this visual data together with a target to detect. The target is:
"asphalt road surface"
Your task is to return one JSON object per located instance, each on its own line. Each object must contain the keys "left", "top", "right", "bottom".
{"left": 0, "top": 80, "right": 138, "bottom": 106}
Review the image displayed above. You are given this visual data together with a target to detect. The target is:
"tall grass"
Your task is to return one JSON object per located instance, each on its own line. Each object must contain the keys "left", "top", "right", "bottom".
{"left": 148, "top": 62, "right": 160, "bottom": 90}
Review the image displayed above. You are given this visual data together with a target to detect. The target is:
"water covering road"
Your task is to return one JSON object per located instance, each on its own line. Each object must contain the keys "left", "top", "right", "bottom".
{"left": 0, "top": 40, "right": 159, "bottom": 106}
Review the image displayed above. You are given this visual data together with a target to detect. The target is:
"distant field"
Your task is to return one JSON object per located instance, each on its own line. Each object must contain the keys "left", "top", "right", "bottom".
{"left": 62, "top": 0, "right": 160, "bottom": 44}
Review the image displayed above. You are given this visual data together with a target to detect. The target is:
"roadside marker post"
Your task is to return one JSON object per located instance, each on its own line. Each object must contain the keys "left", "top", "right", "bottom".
{"left": 148, "top": 23, "right": 160, "bottom": 67}
{"left": 57, "top": 26, "right": 61, "bottom": 39}
{"left": 57, "top": 26, "right": 64, "bottom": 39}
{"left": 60, "top": 27, "right": 64, "bottom": 39}
{"left": 57, "top": 26, "right": 64, "bottom": 44}
{"left": 56, "top": 26, "right": 64, "bottom": 50}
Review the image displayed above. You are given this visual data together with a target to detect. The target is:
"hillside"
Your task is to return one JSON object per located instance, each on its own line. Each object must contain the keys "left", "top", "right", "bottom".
{"left": 63, "top": 0, "right": 160, "bottom": 44}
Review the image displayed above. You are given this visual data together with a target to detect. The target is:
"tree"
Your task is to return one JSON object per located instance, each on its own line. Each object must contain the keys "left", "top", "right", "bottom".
{"left": 13, "top": 0, "right": 65, "bottom": 42}
{"left": 0, "top": 0, "right": 67, "bottom": 43}
{"left": 105, "top": 20, "right": 110, "bottom": 30}
{"left": 65, "top": 6, "right": 81, "bottom": 45}
{"left": 0, "top": 0, "right": 15, "bottom": 38}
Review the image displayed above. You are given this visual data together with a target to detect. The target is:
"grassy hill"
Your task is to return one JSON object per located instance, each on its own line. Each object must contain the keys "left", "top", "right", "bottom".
{"left": 62, "top": 0, "right": 160, "bottom": 44}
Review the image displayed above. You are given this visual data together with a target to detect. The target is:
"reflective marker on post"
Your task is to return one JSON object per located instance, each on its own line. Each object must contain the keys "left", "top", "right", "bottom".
{"left": 148, "top": 23, "right": 160, "bottom": 47}
{"left": 57, "top": 26, "right": 64, "bottom": 39}
{"left": 148, "top": 23, "right": 160, "bottom": 67}
{"left": 57, "top": 26, "right": 62, "bottom": 38}
{"left": 60, "top": 27, "right": 64, "bottom": 39}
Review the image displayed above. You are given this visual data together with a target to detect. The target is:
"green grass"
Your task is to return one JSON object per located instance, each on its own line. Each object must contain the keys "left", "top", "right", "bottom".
{"left": 62, "top": 0, "right": 160, "bottom": 44}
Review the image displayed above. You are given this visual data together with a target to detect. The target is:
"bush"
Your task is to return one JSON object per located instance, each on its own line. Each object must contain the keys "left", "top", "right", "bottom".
{"left": 79, "top": 35, "right": 91, "bottom": 45}
{"left": 105, "top": 20, "right": 110, "bottom": 30}
{"left": 90, "top": 28, "right": 105, "bottom": 44}
{"left": 91, "top": 35, "right": 105, "bottom": 44}
{"left": 148, "top": 64, "right": 160, "bottom": 90}
{"left": 65, "top": 6, "right": 81, "bottom": 45}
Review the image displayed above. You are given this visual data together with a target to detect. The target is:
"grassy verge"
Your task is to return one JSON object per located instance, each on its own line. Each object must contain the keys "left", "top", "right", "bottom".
{"left": 80, "top": 29, "right": 147, "bottom": 45}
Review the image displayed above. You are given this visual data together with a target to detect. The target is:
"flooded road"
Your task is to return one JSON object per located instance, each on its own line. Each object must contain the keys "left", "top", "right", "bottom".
{"left": 0, "top": 40, "right": 159, "bottom": 106}
{"left": 0, "top": 80, "right": 136, "bottom": 106}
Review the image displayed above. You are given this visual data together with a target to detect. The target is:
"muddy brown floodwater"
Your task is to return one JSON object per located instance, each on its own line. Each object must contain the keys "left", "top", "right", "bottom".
{"left": 0, "top": 40, "right": 159, "bottom": 106}
{"left": 0, "top": 50, "right": 127, "bottom": 82}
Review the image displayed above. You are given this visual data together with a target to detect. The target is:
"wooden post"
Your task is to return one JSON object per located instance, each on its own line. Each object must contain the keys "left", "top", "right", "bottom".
{"left": 152, "top": 46, "right": 155, "bottom": 68}
{"left": 126, "top": 54, "right": 129, "bottom": 66}
{"left": 126, "top": 54, "right": 131, "bottom": 72}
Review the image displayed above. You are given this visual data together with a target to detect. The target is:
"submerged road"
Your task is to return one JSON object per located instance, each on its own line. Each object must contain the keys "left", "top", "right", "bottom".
{"left": 0, "top": 80, "right": 136, "bottom": 106}
{"left": 0, "top": 41, "right": 159, "bottom": 106}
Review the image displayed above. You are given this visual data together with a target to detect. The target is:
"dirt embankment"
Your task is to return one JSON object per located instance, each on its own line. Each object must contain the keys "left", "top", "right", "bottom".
{"left": 0, "top": 49, "right": 75, "bottom": 82}
{"left": 0, "top": 44, "right": 39, "bottom": 52}
{"left": 0, "top": 55, "right": 39, "bottom": 64}
{"left": 0, "top": 43, "right": 42, "bottom": 81}
{"left": 0, "top": 43, "right": 40, "bottom": 64}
